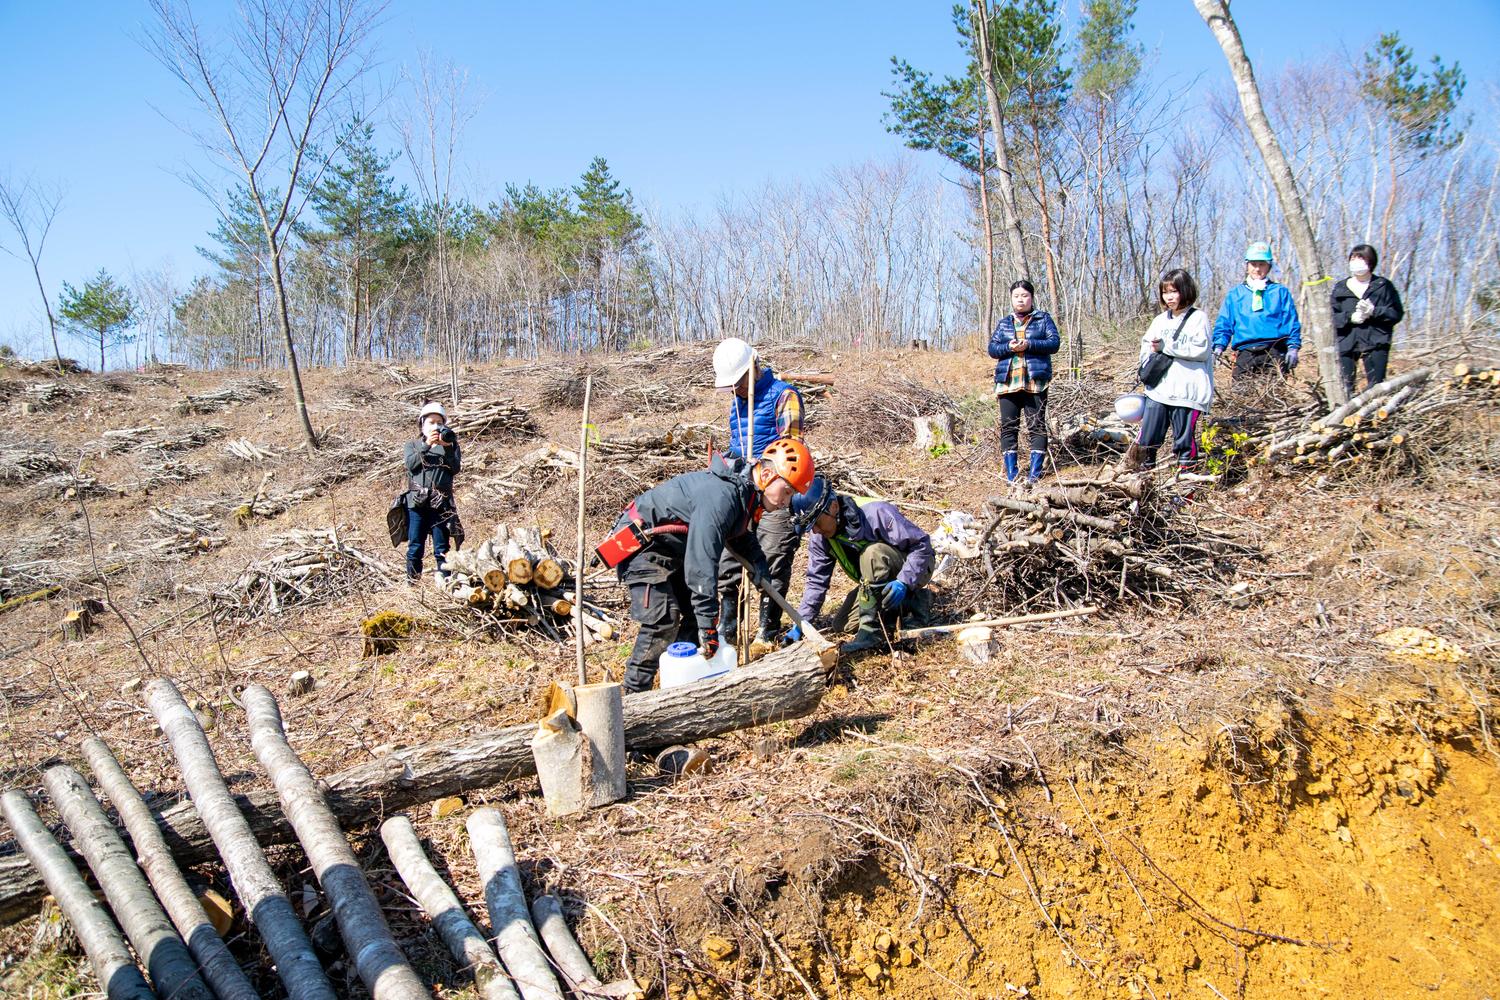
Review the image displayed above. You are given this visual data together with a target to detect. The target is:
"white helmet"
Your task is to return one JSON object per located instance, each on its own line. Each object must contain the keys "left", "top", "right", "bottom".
{"left": 418, "top": 401, "right": 448, "bottom": 424}
{"left": 712, "top": 337, "right": 756, "bottom": 389}
{"left": 1114, "top": 393, "right": 1146, "bottom": 425}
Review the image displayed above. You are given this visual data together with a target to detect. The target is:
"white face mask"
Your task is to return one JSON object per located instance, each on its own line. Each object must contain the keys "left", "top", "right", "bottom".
{"left": 1349, "top": 258, "right": 1371, "bottom": 277}
{"left": 1246, "top": 277, "right": 1267, "bottom": 291}
{"left": 422, "top": 417, "right": 444, "bottom": 436}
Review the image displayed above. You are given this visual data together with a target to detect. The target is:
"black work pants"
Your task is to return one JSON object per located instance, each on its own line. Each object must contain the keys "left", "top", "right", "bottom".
{"left": 1135, "top": 399, "right": 1203, "bottom": 468}
{"left": 718, "top": 506, "right": 798, "bottom": 639}
{"left": 1338, "top": 346, "right": 1390, "bottom": 397}
{"left": 1232, "top": 341, "right": 1290, "bottom": 379}
{"left": 997, "top": 388, "right": 1049, "bottom": 454}
{"left": 621, "top": 569, "right": 700, "bottom": 695}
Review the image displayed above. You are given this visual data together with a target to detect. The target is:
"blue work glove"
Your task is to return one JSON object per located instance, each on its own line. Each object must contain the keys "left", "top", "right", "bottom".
{"left": 781, "top": 623, "right": 803, "bottom": 646}
{"left": 1285, "top": 348, "right": 1300, "bottom": 370}
{"left": 880, "top": 580, "right": 909, "bottom": 610}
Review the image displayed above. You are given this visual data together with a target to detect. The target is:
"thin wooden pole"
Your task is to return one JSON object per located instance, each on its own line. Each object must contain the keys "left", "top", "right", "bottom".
{"left": 574, "top": 375, "right": 592, "bottom": 687}
{"left": 897, "top": 605, "right": 1098, "bottom": 639}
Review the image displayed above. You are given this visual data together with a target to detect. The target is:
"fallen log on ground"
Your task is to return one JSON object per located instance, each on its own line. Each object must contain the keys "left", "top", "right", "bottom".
{"left": 469, "top": 808, "right": 563, "bottom": 1000}
{"left": 0, "top": 645, "right": 828, "bottom": 924}
{"left": 0, "top": 790, "right": 155, "bottom": 999}
{"left": 244, "top": 684, "right": 429, "bottom": 1000}
{"left": 42, "top": 765, "right": 213, "bottom": 1000}
{"left": 83, "top": 737, "right": 258, "bottom": 1000}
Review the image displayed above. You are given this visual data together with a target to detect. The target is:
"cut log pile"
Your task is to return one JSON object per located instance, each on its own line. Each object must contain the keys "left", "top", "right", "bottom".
{"left": 944, "top": 475, "right": 1257, "bottom": 612}
{"left": 395, "top": 379, "right": 473, "bottom": 402}
{"left": 23, "top": 381, "right": 81, "bottom": 407}
{"left": 174, "top": 376, "right": 281, "bottom": 414}
{"left": 220, "top": 528, "right": 397, "bottom": 619}
{"left": 224, "top": 437, "right": 280, "bottom": 463}
{"left": 435, "top": 523, "right": 620, "bottom": 643}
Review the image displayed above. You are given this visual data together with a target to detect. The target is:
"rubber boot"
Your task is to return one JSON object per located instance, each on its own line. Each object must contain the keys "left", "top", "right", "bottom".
{"left": 1002, "top": 450, "right": 1019, "bottom": 483}
{"left": 840, "top": 605, "right": 886, "bottom": 654}
{"left": 1027, "top": 450, "right": 1046, "bottom": 486}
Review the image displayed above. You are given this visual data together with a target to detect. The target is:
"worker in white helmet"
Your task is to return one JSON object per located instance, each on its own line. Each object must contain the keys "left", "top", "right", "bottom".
{"left": 402, "top": 401, "right": 462, "bottom": 583}
{"left": 711, "top": 337, "right": 805, "bottom": 647}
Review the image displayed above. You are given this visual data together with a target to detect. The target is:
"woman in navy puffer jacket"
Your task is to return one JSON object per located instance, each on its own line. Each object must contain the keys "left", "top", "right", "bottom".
{"left": 987, "top": 279, "right": 1061, "bottom": 487}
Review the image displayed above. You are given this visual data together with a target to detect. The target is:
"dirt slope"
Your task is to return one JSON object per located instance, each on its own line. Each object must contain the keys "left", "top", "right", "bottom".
{"left": 0, "top": 348, "right": 1495, "bottom": 998}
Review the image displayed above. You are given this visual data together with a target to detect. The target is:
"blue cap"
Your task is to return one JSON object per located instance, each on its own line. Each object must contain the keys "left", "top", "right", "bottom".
{"left": 666, "top": 642, "right": 697, "bottom": 657}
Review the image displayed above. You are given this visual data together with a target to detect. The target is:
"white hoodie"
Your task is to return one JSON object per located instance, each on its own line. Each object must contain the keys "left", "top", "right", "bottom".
{"left": 1139, "top": 308, "right": 1214, "bottom": 412}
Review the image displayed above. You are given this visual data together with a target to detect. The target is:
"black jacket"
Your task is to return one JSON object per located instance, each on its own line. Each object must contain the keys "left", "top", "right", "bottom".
{"left": 616, "top": 454, "right": 767, "bottom": 631}
{"left": 1331, "top": 275, "right": 1404, "bottom": 354}
{"left": 404, "top": 430, "right": 461, "bottom": 496}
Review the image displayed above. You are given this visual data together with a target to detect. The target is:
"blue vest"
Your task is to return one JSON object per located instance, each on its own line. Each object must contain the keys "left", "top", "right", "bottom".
{"left": 727, "top": 366, "right": 797, "bottom": 460}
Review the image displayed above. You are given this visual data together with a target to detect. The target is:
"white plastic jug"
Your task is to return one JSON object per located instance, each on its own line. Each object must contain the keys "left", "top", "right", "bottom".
{"left": 658, "top": 641, "right": 736, "bottom": 689}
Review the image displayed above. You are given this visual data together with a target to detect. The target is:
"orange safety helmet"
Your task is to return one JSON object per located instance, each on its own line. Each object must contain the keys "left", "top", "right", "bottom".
{"left": 753, "top": 438, "right": 815, "bottom": 494}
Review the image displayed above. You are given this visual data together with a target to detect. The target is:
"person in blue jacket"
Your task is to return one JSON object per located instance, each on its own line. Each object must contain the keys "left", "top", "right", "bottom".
{"left": 787, "top": 476, "right": 935, "bottom": 654}
{"left": 987, "top": 280, "right": 1061, "bottom": 487}
{"left": 1212, "top": 241, "right": 1301, "bottom": 380}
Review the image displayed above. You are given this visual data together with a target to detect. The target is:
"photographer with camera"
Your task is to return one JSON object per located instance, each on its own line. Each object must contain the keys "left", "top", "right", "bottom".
{"left": 402, "top": 401, "right": 462, "bottom": 584}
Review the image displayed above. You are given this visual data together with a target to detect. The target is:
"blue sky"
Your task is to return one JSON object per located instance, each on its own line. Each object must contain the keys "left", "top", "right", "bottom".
{"left": 2, "top": 1, "right": 1497, "bottom": 355}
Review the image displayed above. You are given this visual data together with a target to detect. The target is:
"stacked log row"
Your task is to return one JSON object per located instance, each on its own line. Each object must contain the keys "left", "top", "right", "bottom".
{"left": 436, "top": 522, "right": 618, "bottom": 642}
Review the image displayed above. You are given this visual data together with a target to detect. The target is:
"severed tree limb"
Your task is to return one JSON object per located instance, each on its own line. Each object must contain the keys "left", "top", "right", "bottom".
{"left": 0, "top": 789, "right": 154, "bottom": 1000}
{"left": 82, "top": 736, "right": 259, "bottom": 1000}
{"left": 531, "top": 894, "right": 642, "bottom": 998}
{"left": 41, "top": 765, "right": 213, "bottom": 1000}
{"left": 242, "top": 684, "right": 429, "bottom": 1000}
{"left": 0, "top": 649, "right": 828, "bottom": 923}
{"left": 147, "top": 678, "right": 337, "bottom": 1000}
{"left": 467, "top": 808, "right": 564, "bottom": 1000}
{"left": 379, "top": 816, "right": 520, "bottom": 1000}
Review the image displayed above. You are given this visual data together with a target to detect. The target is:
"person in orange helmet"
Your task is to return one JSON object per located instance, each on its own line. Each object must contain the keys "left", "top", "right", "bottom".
{"left": 601, "top": 438, "right": 814, "bottom": 694}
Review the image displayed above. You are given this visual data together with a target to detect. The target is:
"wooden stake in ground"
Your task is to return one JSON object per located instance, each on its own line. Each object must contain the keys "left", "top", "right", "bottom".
{"left": 81, "top": 737, "right": 258, "bottom": 1000}
{"left": 242, "top": 684, "right": 428, "bottom": 1000}
{"left": 575, "top": 373, "right": 592, "bottom": 686}
{"left": 41, "top": 765, "right": 213, "bottom": 1000}
{"left": 0, "top": 789, "right": 154, "bottom": 1000}
{"left": 466, "top": 808, "right": 564, "bottom": 1000}
{"left": 379, "top": 817, "right": 520, "bottom": 1000}
{"left": 146, "top": 678, "right": 336, "bottom": 1000}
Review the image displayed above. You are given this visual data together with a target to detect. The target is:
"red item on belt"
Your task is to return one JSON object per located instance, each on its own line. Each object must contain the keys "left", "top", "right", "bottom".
{"left": 593, "top": 501, "right": 689, "bottom": 568}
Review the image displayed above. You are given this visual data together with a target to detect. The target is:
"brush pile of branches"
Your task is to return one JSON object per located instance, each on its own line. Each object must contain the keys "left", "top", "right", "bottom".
{"left": 22, "top": 381, "right": 81, "bottom": 407}
{"left": 394, "top": 379, "right": 473, "bottom": 403}
{"left": 834, "top": 373, "right": 961, "bottom": 446}
{"left": 0, "top": 442, "right": 65, "bottom": 481}
{"left": 175, "top": 376, "right": 281, "bottom": 414}
{"left": 219, "top": 528, "right": 396, "bottom": 619}
{"left": 144, "top": 505, "right": 227, "bottom": 560}
{"left": 93, "top": 424, "right": 228, "bottom": 455}
{"left": 434, "top": 522, "right": 619, "bottom": 643}
{"left": 448, "top": 397, "right": 540, "bottom": 441}
{"left": 938, "top": 475, "right": 1257, "bottom": 614}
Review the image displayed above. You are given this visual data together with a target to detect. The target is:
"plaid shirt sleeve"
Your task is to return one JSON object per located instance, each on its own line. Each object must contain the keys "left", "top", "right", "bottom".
{"left": 775, "top": 387, "right": 804, "bottom": 439}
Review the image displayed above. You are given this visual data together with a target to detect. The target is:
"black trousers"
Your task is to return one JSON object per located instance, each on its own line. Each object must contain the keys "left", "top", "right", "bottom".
{"left": 1232, "top": 341, "right": 1290, "bottom": 379}
{"left": 1339, "top": 346, "right": 1390, "bottom": 397}
{"left": 620, "top": 564, "right": 700, "bottom": 694}
{"left": 718, "top": 506, "right": 799, "bottom": 639}
{"left": 997, "top": 388, "right": 1049, "bottom": 453}
{"left": 1136, "top": 399, "right": 1203, "bottom": 467}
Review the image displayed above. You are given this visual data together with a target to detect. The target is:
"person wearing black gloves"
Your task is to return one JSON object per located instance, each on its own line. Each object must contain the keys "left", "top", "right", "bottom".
{"left": 402, "top": 401, "right": 462, "bottom": 584}
{"left": 1331, "top": 243, "right": 1404, "bottom": 396}
{"left": 605, "top": 438, "right": 814, "bottom": 694}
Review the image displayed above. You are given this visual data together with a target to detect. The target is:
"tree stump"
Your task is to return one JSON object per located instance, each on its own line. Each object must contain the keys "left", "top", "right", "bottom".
{"left": 59, "top": 599, "right": 102, "bottom": 642}
{"left": 913, "top": 412, "right": 957, "bottom": 451}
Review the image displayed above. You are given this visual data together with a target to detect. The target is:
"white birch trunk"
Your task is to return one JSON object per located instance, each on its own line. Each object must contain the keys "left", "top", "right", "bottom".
{"left": 42, "top": 764, "right": 213, "bottom": 1000}
{"left": 0, "top": 789, "right": 154, "bottom": 1000}
{"left": 242, "top": 684, "right": 429, "bottom": 1000}
{"left": 82, "top": 736, "right": 259, "bottom": 1000}
{"left": 379, "top": 816, "right": 520, "bottom": 1000}
{"left": 466, "top": 808, "right": 564, "bottom": 1000}
{"left": 146, "top": 677, "right": 336, "bottom": 1000}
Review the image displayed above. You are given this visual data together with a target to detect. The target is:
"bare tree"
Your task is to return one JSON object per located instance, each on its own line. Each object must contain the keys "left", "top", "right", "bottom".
{"left": 1194, "top": 0, "right": 1346, "bottom": 404}
{"left": 0, "top": 174, "right": 66, "bottom": 370}
{"left": 400, "top": 53, "right": 479, "bottom": 408}
{"left": 972, "top": 0, "right": 1030, "bottom": 285}
{"left": 147, "top": 0, "right": 388, "bottom": 447}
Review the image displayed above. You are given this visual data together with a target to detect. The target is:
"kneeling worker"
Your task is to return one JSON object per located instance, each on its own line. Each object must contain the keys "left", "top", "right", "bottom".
{"left": 599, "top": 439, "right": 815, "bottom": 694}
{"left": 790, "top": 477, "right": 935, "bottom": 653}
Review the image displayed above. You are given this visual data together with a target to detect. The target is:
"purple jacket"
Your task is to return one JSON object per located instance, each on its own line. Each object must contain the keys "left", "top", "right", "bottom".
{"left": 797, "top": 498, "right": 934, "bottom": 619}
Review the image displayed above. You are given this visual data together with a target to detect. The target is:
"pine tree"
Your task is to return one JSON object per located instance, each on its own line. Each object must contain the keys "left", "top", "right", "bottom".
{"left": 60, "top": 269, "right": 136, "bottom": 371}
